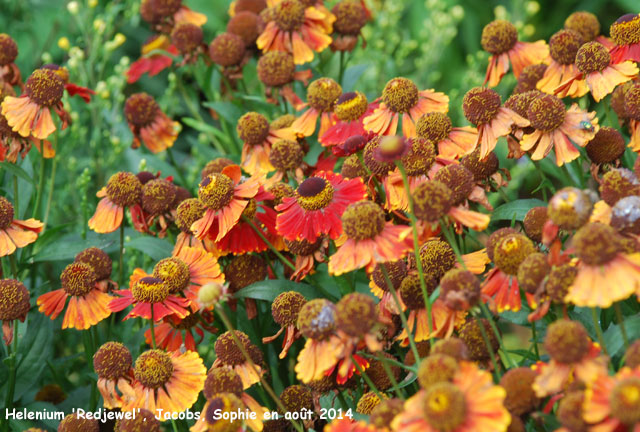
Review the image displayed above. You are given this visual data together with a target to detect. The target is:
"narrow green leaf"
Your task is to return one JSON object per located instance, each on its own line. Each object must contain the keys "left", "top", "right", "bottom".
{"left": 491, "top": 199, "right": 547, "bottom": 222}
{"left": 203, "top": 101, "right": 244, "bottom": 125}
{"left": 342, "top": 64, "right": 368, "bottom": 92}
{"left": 235, "top": 279, "right": 322, "bottom": 302}
{"left": 603, "top": 315, "right": 640, "bottom": 357}
{"left": 13, "top": 312, "right": 54, "bottom": 401}
{"left": 126, "top": 236, "right": 174, "bottom": 261}
{"left": 0, "top": 161, "right": 35, "bottom": 185}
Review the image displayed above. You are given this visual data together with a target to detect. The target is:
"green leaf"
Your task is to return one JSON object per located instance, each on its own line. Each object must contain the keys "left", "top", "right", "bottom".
{"left": 203, "top": 101, "right": 244, "bottom": 125}
{"left": 491, "top": 199, "right": 547, "bottom": 222}
{"left": 342, "top": 64, "right": 368, "bottom": 92}
{"left": 13, "top": 311, "right": 54, "bottom": 401}
{"left": 126, "top": 236, "right": 173, "bottom": 261}
{"left": 33, "top": 231, "right": 118, "bottom": 262}
{"left": 0, "top": 161, "right": 35, "bottom": 185}
{"left": 181, "top": 117, "right": 220, "bottom": 135}
{"left": 603, "top": 315, "right": 640, "bottom": 357}
{"left": 235, "top": 279, "right": 323, "bottom": 302}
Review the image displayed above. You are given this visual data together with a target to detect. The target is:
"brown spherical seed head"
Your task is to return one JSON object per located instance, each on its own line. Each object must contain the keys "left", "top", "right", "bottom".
{"left": 612, "top": 195, "right": 640, "bottom": 235}
{"left": 527, "top": 94, "right": 566, "bottom": 131}
{"left": 307, "top": 78, "right": 342, "bottom": 112}
{"left": 204, "top": 393, "right": 244, "bottom": 431}
{"left": 209, "top": 33, "right": 246, "bottom": 67}
{"left": 215, "top": 330, "right": 258, "bottom": 365}
{"left": 547, "top": 187, "right": 593, "bottom": 230}
{"left": 610, "top": 14, "right": 640, "bottom": 46}
{"left": 544, "top": 319, "right": 590, "bottom": 364}
{"left": 296, "top": 177, "right": 335, "bottom": 211}
{"left": 460, "top": 148, "right": 500, "bottom": 182}
{"left": 0, "top": 34, "right": 18, "bottom": 66}
{"left": 431, "top": 338, "right": 470, "bottom": 361}
{"left": 609, "top": 377, "right": 640, "bottom": 425}
{"left": 280, "top": 385, "right": 313, "bottom": 413}
{"left": 106, "top": 172, "right": 143, "bottom": 208}
{"left": 623, "top": 83, "right": 640, "bottom": 121}
{"left": 332, "top": 0, "right": 368, "bottom": 35}
{"left": 227, "top": 11, "right": 263, "bottom": 46}
{"left": 341, "top": 200, "right": 385, "bottom": 241}
{"left": 75, "top": 247, "right": 112, "bottom": 281}
{"left": 459, "top": 318, "right": 499, "bottom": 361}
{"left": 572, "top": 222, "right": 622, "bottom": 266}
{"left": 382, "top": 77, "right": 419, "bottom": 113}
{"left": 517, "top": 252, "right": 550, "bottom": 294}
{"left": 412, "top": 180, "right": 452, "bottom": 221}
{"left": 124, "top": 93, "right": 159, "bottom": 128}
{"left": 297, "top": 298, "right": 336, "bottom": 339}
{"left": 334, "top": 91, "right": 368, "bottom": 122}
{"left": 115, "top": 409, "right": 161, "bottom": 432}
{"left": 271, "top": 114, "right": 296, "bottom": 130}
{"left": 557, "top": 391, "right": 587, "bottom": 432}
{"left": 504, "top": 90, "right": 543, "bottom": 119}
{"left": 273, "top": 0, "right": 305, "bottom": 31}
{"left": 131, "top": 276, "right": 170, "bottom": 303}
{"left": 0, "top": 279, "right": 30, "bottom": 321}
{"left": 462, "top": 87, "right": 501, "bottom": 126}
{"left": 565, "top": 11, "right": 600, "bottom": 42}
{"left": 340, "top": 154, "right": 367, "bottom": 179}
{"left": 136, "top": 171, "right": 156, "bottom": 185}
{"left": 266, "top": 182, "right": 294, "bottom": 207}
{"left": 151, "top": 0, "right": 182, "bottom": 18}
{"left": 153, "top": 257, "right": 190, "bottom": 294}
{"left": 198, "top": 173, "right": 235, "bottom": 210}
{"left": 257, "top": 51, "right": 295, "bottom": 87}
{"left": 284, "top": 237, "right": 323, "bottom": 255}
{"left": 370, "top": 398, "right": 404, "bottom": 429}
{"left": 440, "top": 268, "right": 481, "bottom": 310}
{"left": 612, "top": 81, "right": 633, "bottom": 120}
{"left": 133, "top": 349, "right": 174, "bottom": 389}
{"left": 141, "top": 178, "right": 177, "bottom": 216}
{"left": 415, "top": 112, "right": 452, "bottom": 143}
{"left": 58, "top": 413, "right": 100, "bottom": 432}
{"left": 366, "top": 353, "right": 402, "bottom": 391}
{"left": 372, "top": 260, "right": 408, "bottom": 291}
{"left": 546, "top": 264, "right": 577, "bottom": 303}
{"left": 356, "top": 391, "right": 387, "bottom": 415}
{"left": 175, "top": 198, "right": 205, "bottom": 233}
{"left": 271, "top": 291, "right": 307, "bottom": 327}
{"left": 494, "top": 233, "right": 536, "bottom": 276}
{"left": 61, "top": 262, "right": 97, "bottom": 297}
{"left": 363, "top": 136, "right": 394, "bottom": 175}
{"left": 500, "top": 367, "right": 539, "bottom": 415}
{"left": 0, "top": 196, "right": 14, "bottom": 230}
{"left": 235, "top": 0, "right": 267, "bottom": 14}
{"left": 417, "top": 354, "right": 459, "bottom": 389}
{"left": 481, "top": 20, "right": 518, "bottom": 55}
{"left": 171, "top": 23, "right": 203, "bottom": 54}
{"left": 225, "top": 254, "right": 267, "bottom": 292}
{"left": 585, "top": 127, "right": 625, "bottom": 164}
{"left": 420, "top": 240, "right": 457, "bottom": 281}
{"left": 549, "top": 29, "right": 584, "bottom": 65}
{"left": 513, "top": 64, "right": 547, "bottom": 94}
{"left": 237, "top": 112, "right": 270, "bottom": 145}
{"left": 93, "top": 341, "right": 132, "bottom": 380}
{"left": 523, "top": 206, "right": 548, "bottom": 243}
{"left": 433, "top": 164, "right": 474, "bottom": 206}
{"left": 625, "top": 340, "right": 640, "bottom": 368}
{"left": 575, "top": 41, "right": 610, "bottom": 74}
{"left": 600, "top": 168, "right": 640, "bottom": 206}
{"left": 404, "top": 341, "right": 431, "bottom": 366}
{"left": 203, "top": 368, "right": 243, "bottom": 399}
{"left": 269, "top": 139, "right": 304, "bottom": 172}
{"left": 202, "top": 158, "right": 235, "bottom": 179}
{"left": 25, "top": 69, "right": 64, "bottom": 107}
{"left": 400, "top": 272, "right": 437, "bottom": 310}
{"left": 486, "top": 227, "right": 518, "bottom": 261}
{"left": 335, "top": 292, "right": 377, "bottom": 337}
{"left": 421, "top": 382, "right": 467, "bottom": 431}
{"left": 402, "top": 137, "right": 436, "bottom": 176}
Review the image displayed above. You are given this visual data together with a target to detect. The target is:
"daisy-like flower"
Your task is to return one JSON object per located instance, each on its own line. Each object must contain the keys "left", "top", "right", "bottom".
{"left": 37, "top": 262, "right": 113, "bottom": 330}
{"left": 368, "top": 260, "right": 408, "bottom": 315}
{"left": 462, "top": 87, "right": 529, "bottom": 159}
{"left": 0, "top": 34, "right": 21, "bottom": 88}
{"left": 237, "top": 111, "right": 297, "bottom": 175}
{"left": 285, "top": 236, "right": 328, "bottom": 281}
{"left": 1, "top": 68, "right": 70, "bottom": 140}
{"left": 276, "top": 170, "right": 367, "bottom": 242}
{"left": 532, "top": 319, "right": 607, "bottom": 397}
{"left": 0, "top": 196, "right": 43, "bottom": 257}
{"left": 41, "top": 64, "right": 95, "bottom": 104}
{"left": 109, "top": 275, "right": 191, "bottom": 321}
{"left": 144, "top": 311, "right": 215, "bottom": 351}
{"left": 227, "top": 10, "right": 265, "bottom": 47}
{"left": 140, "top": 0, "right": 207, "bottom": 32}
{"left": 127, "top": 35, "right": 178, "bottom": 84}
{"left": 564, "top": 11, "right": 613, "bottom": 48}
{"left": 88, "top": 171, "right": 144, "bottom": 234}
{"left": 208, "top": 32, "right": 247, "bottom": 80}
{"left": 610, "top": 13, "right": 640, "bottom": 63}
{"left": 173, "top": 198, "right": 208, "bottom": 255}
{"left": 320, "top": 92, "right": 373, "bottom": 147}
{"left": 170, "top": 22, "right": 205, "bottom": 64}
{"left": 416, "top": 112, "right": 478, "bottom": 160}
{"left": 520, "top": 93, "right": 598, "bottom": 166}
{"left": 268, "top": 138, "right": 306, "bottom": 182}
{"left": 263, "top": 291, "right": 306, "bottom": 358}
{"left": 256, "top": 0, "right": 335, "bottom": 65}
{"left": 256, "top": 50, "right": 312, "bottom": 106}
{"left": 537, "top": 29, "right": 588, "bottom": 98}
{"left": 291, "top": 77, "right": 342, "bottom": 137}
{"left": 74, "top": 247, "right": 117, "bottom": 292}
{"left": 138, "top": 177, "right": 178, "bottom": 238}
{"left": 481, "top": 19, "right": 549, "bottom": 87}
{"left": 328, "top": 200, "right": 413, "bottom": 275}
{"left": 92, "top": 342, "right": 135, "bottom": 409}
{"left": 565, "top": 222, "right": 640, "bottom": 308}
{"left": 0, "top": 279, "right": 30, "bottom": 345}
{"left": 213, "top": 330, "right": 265, "bottom": 388}
{"left": 122, "top": 349, "right": 206, "bottom": 418}
{"left": 583, "top": 366, "right": 640, "bottom": 431}
{"left": 392, "top": 360, "right": 511, "bottom": 432}
{"left": 625, "top": 83, "right": 640, "bottom": 152}
{"left": 330, "top": 0, "right": 370, "bottom": 52}
{"left": 124, "top": 92, "right": 178, "bottom": 153}
{"left": 363, "top": 77, "right": 449, "bottom": 137}
{"left": 556, "top": 41, "right": 638, "bottom": 102}
{"left": 0, "top": 108, "right": 55, "bottom": 163}
{"left": 191, "top": 164, "right": 261, "bottom": 243}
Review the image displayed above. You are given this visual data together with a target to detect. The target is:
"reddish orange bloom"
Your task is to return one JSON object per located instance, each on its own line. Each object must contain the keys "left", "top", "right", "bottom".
{"left": 0, "top": 279, "right": 30, "bottom": 345}
{"left": 291, "top": 77, "right": 341, "bottom": 137}
{"left": 320, "top": 92, "right": 373, "bottom": 147}
{"left": 0, "top": 110, "right": 55, "bottom": 163}
{"left": 0, "top": 196, "right": 43, "bottom": 257}
{"left": 481, "top": 20, "right": 549, "bottom": 87}
{"left": 37, "top": 262, "right": 113, "bottom": 330}
{"left": 609, "top": 13, "right": 640, "bottom": 63}
{"left": 213, "top": 330, "right": 265, "bottom": 388}
{"left": 276, "top": 171, "right": 367, "bottom": 242}
{"left": 256, "top": 0, "right": 335, "bottom": 65}
{"left": 537, "top": 29, "right": 588, "bottom": 98}
{"left": 144, "top": 311, "right": 215, "bottom": 351}
{"left": 191, "top": 165, "right": 261, "bottom": 242}
{"left": 286, "top": 236, "right": 328, "bottom": 281}
{"left": 109, "top": 275, "right": 190, "bottom": 321}
{"left": 127, "top": 35, "right": 179, "bottom": 84}
{"left": 124, "top": 92, "right": 178, "bottom": 153}
{"left": 416, "top": 112, "right": 478, "bottom": 160}
{"left": 364, "top": 77, "right": 449, "bottom": 137}
{"left": 325, "top": 418, "right": 378, "bottom": 432}
{"left": 93, "top": 342, "right": 135, "bottom": 409}
{"left": 1, "top": 68, "right": 70, "bottom": 140}
{"left": 583, "top": 366, "right": 640, "bottom": 431}
{"left": 41, "top": 63, "right": 95, "bottom": 103}
{"left": 0, "top": 34, "right": 22, "bottom": 88}
{"left": 88, "top": 172, "right": 144, "bottom": 234}
{"left": 392, "top": 361, "right": 511, "bottom": 432}
{"left": 263, "top": 291, "right": 306, "bottom": 358}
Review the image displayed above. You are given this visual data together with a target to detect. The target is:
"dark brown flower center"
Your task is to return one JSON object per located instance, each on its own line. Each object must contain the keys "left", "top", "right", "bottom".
{"left": 93, "top": 342, "right": 132, "bottom": 380}
{"left": 209, "top": 32, "right": 246, "bottom": 67}
{"left": 481, "top": 20, "right": 518, "bottom": 54}
{"left": 416, "top": 112, "right": 452, "bottom": 143}
{"left": 199, "top": 173, "right": 235, "bottom": 210}
{"left": 0, "top": 33, "right": 18, "bottom": 66}
{"left": 493, "top": 233, "right": 536, "bottom": 275}
{"left": 257, "top": 51, "right": 295, "bottom": 87}
{"left": 335, "top": 292, "right": 377, "bottom": 337}
{"left": 382, "top": 77, "right": 419, "bottom": 113}
{"left": 124, "top": 93, "right": 159, "bottom": 127}
{"left": 61, "top": 262, "right": 97, "bottom": 297}
{"left": 433, "top": 164, "right": 474, "bottom": 206}
{"left": 274, "top": 0, "right": 306, "bottom": 31}
{"left": 335, "top": 91, "right": 368, "bottom": 122}
{"left": 610, "top": 14, "right": 640, "bottom": 46}
{"left": 271, "top": 291, "right": 307, "bottom": 327}
{"left": 296, "top": 177, "right": 334, "bottom": 210}
{"left": 527, "top": 94, "right": 566, "bottom": 131}
{"left": 412, "top": 180, "right": 453, "bottom": 222}
{"left": 462, "top": 87, "right": 501, "bottom": 125}
{"left": 0, "top": 196, "right": 15, "bottom": 229}
{"left": 307, "top": 78, "right": 342, "bottom": 112}
{"left": 141, "top": 178, "right": 177, "bottom": 216}
{"left": 575, "top": 41, "right": 610, "bottom": 74}
{"left": 544, "top": 319, "right": 590, "bottom": 364}
{"left": 105, "top": 172, "right": 143, "bottom": 208}
{"left": 25, "top": 69, "right": 65, "bottom": 107}
{"left": 269, "top": 139, "right": 304, "bottom": 172}
{"left": 134, "top": 350, "right": 174, "bottom": 389}
{"left": 297, "top": 299, "right": 336, "bottom": 339}
{"left": 237, "top": 112, "right": 270, "bottom": 145}
{"left": 153, "top": 257, "right": 190, "bottom": 294}
{"left": 572, "top": 222, "right": 622, "bottom": 266}
{"left": 341, "top": 200, "right": 386, "bottom": 240}
{"left": 549, "top": 29, "right": 584, "bottom": 65}
{"left": 565, "top": 11, "right": 601, "bottom": 42}
{"left": 131, "top": 276, "right": 170, "bottom": 303}
{"left": 176, "top": 198, "right": 205, "bottom": 232}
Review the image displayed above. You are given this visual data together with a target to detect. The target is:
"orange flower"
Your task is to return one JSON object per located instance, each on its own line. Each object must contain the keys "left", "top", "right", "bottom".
{"left": 1, "top": 68, "right": 70, "bottom": 140}
{"left": 122, "top": 349, "right": 206, "bottom": 419}
{"left": 127, "top": 35, "right": 178, "bottom": 84}
{"left": 191, "top": 165, "right": 261, "bottom": 243}
{"left": 93, "top": 342, "right": 135, "bottom": 409}
{"left": 583, "top": 366, "right": 640, "bottom": 431}
{"left": 0, "top": 196, "right": 43, "bottom": 257}
{"left": 320, "top": 92, "right": 373, "bottom": 148}
{"left": 37, "top": 262, "right": 113, "bottom": 330}
{"left": 144, "top": 311, "right": 215, "bottom": 352}
{"left": 263, "top": 291, "right": 306, "bottom": 358}
{"left": 0, "top": 279, "right": 30, "bottom": 345}
{"left": 609, "top": 13, "right": 640, "bottom": 63}
{"left": 392, "top": 361, "right": 511, "bottom": 432}
{"left": 291, "top": 77, "right": 342, "bottom": 137}
{"left": 88, "top": 172, "right": 144, "bottom": 234}
{"left": 481, "top": 20, "right": 549, "bottom": 87}
{"left": 286, "top": 236, "right": 328, "bottom": 281}
{"left": 124, "top": 93, "right": 178, "bottom": 153}
{"left": 0, "top": 34, "right": 22, "bottom": 88}
{"left": 325, "top": 418, "right": 378, "bottom": 432}
{"left": 213, "top": 330, "right": 265, "bottom": 388}
{"left": 416, "top": 112, "right": 478, "bottom": 160}
{"left": 537, "top": 29, "right": 588, "bottom": 98}
{"left": 256, "top": 0, "right": 335, "bottom": 65}
{"left": 0, "top": 110, "right": 55, "bottom": 162}
{"left": 364, "top": 77, "right": 449, "bottom": 137}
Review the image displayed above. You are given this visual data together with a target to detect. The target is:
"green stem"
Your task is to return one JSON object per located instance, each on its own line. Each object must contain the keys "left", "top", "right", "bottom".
{"left": 119, "top": 223, "right": 125, "bottom": 286}
{"left": 351, "top": 354, "right": 383, "bottom": 399}
{"left": 531, "top": 320, "right": 540, "bottom": 360}
{"left": 150, "top": 307, "right": 157, "bottom": 349}
{"left": 614, "top": 302, "right": 629, "bottom": 350}
{"left": 43, "top": 153, "right": 58, "bottom": 231}
{"left": 13, "top": 175, "right": 18, "bottom": 217}
{"left": 167, "top": 147, "right": 188, "bottom": 187}
{"left": 338, "top": 51, "right": 346, "bottom": 85}
{"left": 591, "top": 308, "right": 610, "bottom": 357}
{"left": 3, "top": 321, "right": 19, "bottom": 432}
{"left": 9, "top": 254, "right": 18, "bottom": 278}
{"left": 480, "top": 302, "right": 516, "bottom": 368}
{"left": 475, "top": 315, "right": 501, "bottom": 380}
{"left": 376, "top": 353, "right": 404, "bottom": 399}
{"left": 243, "top": 217, "right": 295, "bottom": 271}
